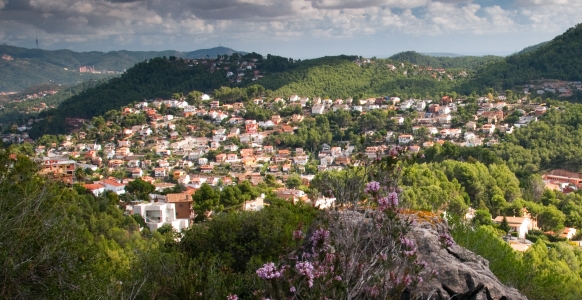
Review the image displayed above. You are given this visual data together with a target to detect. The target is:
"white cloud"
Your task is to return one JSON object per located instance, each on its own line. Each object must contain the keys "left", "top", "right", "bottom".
{"left": 1, "top": 0, "right": 582, "bottom": 55}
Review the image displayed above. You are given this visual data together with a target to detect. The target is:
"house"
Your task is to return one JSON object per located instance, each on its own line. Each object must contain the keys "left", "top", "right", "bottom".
{"left": 244, "top": 195, "right": 265, "bottom": 211}
{"left": 276, "top": 188, "right": 306, "bottom": 203}
{"left": 200, "top": 165, "right": 214, "bottom": 173}
{"left": 95, "top": 179, "right": 125, "bottom": 195}
{"left": 398, "top": 134, "right": 414, "bottom": 144}
{"left": 561, "top": 227, "right": 577, "bottom": 240}
{"left": 154, "top": 168, "right": 167, "bottom": 178}
{"left": 312, "top": 104, "right": 325, "bottom": 115}
{"left": 493, "top": 216, "right": 533, "bottom": 239}
{"left": 314, "top": 197, "right": 336, "bottom": 209}
{"left": 482, "top": 124, "right": 496, "bottom": 134}
{"left": 466, "top": 121, "right": 477, "bottom": 131}
{"left": 131, "top": 168, "right": 143, "bottom": 178}
{"left": 166, "top": 193, "right": 194, "bottom": 222}
{"left": 133, "top": 202, "right": 189, "bottom": 232}
{"left": 84, "top": 183, "right": 105, "bottom": 196}
{"left": 294, "top": 155, "right": 309, "bottom": 165}
{"left": 246, "top": 123, "right": 258, "bottom": 134}
{"left": 271, "top": 114, "right": 282, "bottom": 125}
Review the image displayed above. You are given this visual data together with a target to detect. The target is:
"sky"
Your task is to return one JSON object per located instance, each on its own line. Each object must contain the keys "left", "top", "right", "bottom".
{"left": 0, "top": 0, "right": 581, "bottom": 59}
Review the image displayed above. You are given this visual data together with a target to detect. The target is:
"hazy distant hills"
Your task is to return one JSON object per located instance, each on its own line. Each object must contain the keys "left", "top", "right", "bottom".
{"left": 0, "top": 45, "right": 246, "bottom": 92}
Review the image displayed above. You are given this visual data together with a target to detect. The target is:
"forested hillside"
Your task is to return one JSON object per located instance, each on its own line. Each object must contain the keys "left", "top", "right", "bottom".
{"left": 256, "top": 56, "right": 458, "bottom": 99}
{"left": 28, "top": 57, "right": 228, "bottom": 137}
{"left": 0, "top": 45, "right": 245, "bottom": 92}
{"left": 462, "top": 24, "right": 582, "bottom": 92}
{"left": 389, "top": 51, "right": 502, "bottom": 70}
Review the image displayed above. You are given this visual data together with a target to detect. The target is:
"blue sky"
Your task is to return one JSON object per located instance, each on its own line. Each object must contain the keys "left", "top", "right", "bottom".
{"left": 0, "top": 0, "right": 580, "bottom": 58}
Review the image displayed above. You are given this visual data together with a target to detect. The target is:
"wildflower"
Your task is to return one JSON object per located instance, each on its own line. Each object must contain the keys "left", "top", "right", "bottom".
{"left": 290, "top": 286, "right": 296, "bottom": 293}
{"left": 334, "top": 275, "right": 342, "bottom": 281}
{"left": 296, "top": 261, "right": 316, "bottom": 288}
{"left": 439, "top": 233, "right": 455, "bottom": 248}
{"left": 256, "top": 262, "right": 282, "bottom": 279}
{"left": 227, "top": 294, "right": 238, "bottom": 300}
{"left": 402, "top": 274, "right": 412, "bottom": 287}
{"left": 364, "top": 181, "right": 381, "bottom": 193}
{"left": 311, "top": 228, "right": 330, "bottom": 246}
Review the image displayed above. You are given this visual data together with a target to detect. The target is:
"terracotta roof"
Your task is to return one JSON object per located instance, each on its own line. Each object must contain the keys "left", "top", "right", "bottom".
{"left": 166, "top": 193, "right": 192, "bottom": 203}
{"left": 84, "top": 183, "right": 105, "bottom": 191}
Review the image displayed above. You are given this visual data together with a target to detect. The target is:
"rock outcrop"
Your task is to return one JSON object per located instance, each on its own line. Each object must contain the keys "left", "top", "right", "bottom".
{"left": 407, "top": 211, "right": 527, "bottom": 300}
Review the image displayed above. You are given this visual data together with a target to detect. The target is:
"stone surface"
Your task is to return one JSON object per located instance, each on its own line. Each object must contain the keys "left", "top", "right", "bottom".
{"left": 407, "top": 211, "right": 528, "bottom": 300}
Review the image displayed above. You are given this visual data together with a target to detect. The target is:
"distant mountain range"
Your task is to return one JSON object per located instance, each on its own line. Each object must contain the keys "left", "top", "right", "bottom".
{"left": 0, "top": 45, "right": 247, "bottom": 92}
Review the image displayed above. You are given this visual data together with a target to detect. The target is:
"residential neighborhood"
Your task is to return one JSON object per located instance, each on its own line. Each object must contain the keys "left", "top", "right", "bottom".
{"left": 14, "top": 87, "right": 559, "bottom": 233}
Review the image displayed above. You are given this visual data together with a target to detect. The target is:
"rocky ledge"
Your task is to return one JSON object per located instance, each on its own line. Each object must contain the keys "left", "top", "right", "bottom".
{"left": 407, "top": 211, "right": 527, "bottom": 300}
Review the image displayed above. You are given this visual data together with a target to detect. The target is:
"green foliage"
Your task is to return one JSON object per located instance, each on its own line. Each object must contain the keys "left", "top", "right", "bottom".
{"left": 390, "top": 51, "right": 502, "bottom": 70}
{"left": 182, "top": 200, "right": 317, "bottom": 272}
{"left": 29, "top": 57, "right": 228, "bottom": 137}
{"left": 462, "top": 24, "right": 582, "bottom": 93}
{"left": 255, "top": 56, "right": 457, "bottom": 99}
{"left": 493, "top": 102, "right": 582, "bottom": 176}
{"left": 451, "top": 223, "right": 582, "bottom": 299}
{"left": 125, "top": 178, "right": 155, "bottom": 200}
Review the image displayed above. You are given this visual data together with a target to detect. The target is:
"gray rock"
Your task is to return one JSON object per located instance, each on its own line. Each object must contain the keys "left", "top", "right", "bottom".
{"left": 408, "top": 212, "right": 527, "bottom": 300}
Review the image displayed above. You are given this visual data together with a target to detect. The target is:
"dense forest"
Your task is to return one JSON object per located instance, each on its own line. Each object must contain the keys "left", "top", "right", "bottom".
{"left": 462, "top": 24, "right": 582, "bottom": 93}
{"left": 256, "top": 56, "right": 458, "bottom": 99}
{"left": 389, "top": 51, "right": 502, "bottom": 70}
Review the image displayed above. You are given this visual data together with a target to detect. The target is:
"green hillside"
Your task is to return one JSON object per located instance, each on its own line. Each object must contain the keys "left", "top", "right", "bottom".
{"left": 462, "top": 24, "right": 582, "bottom": 92}
{"left": 515, "top": 41, "right": 550, "bottom": 55}
{"left": 256, "top": 55, "right": 458, "bottom": 99}
{"left": 389, "top": 51, "right": 502, "bottom": 70}
{"left": 29, "top": 57, "right": 228, "bottom": 137}
{"left": 0, "top": 45, "right": 245, "bottom": 92}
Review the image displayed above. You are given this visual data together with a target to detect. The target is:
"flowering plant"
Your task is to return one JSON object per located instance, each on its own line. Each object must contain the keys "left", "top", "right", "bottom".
{"left": 245, "top": 146, "right": 437, "bottom": 299}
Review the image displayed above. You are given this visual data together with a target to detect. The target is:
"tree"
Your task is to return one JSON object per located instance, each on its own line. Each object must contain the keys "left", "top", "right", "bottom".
{"left": 192, "top": 183, "right": 221, "bottom": 221}
{"left": 126, "top": 178, "right": 155, "bottom": 200}
{"left": 500, "top": 216, "right": 511, "bottom": 234}
{"left": 473, "top": 209, "right": 493, "bottom": 226}
{"left": 285, "top": 174, "right": 302, "bottom": 189}
{"left": 538, "top": 205, "right": 566, "bottom": 233}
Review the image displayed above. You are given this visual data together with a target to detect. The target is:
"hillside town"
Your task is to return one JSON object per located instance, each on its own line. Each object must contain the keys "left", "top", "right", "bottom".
{"left": 9, "top": 89, "right": 578, "bottom": 244}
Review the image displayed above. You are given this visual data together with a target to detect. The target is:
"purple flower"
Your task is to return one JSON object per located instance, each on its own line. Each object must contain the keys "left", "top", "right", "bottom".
{"left": 290, "top": 286, "right": 296, "bottom": 293}
{"left": 365, "top": 181, "right": 381, "bottom": 193}
{"left": 310, "top": 228, "right": 330, "bottom": 247}
{"left": 296, "top": 261, "right": 316, "bottom": 288}
{"left": 256, "top": 262, "right": 282, "bottom": 280}
{"left": 334, "top": 275, "right": 342, "bottom": 281}
{"left": 439, "top": 233, "right": 455, "bottom": 248}
{"left": 227, "top": 294, "right": 238, "bottom": 300}
{"left": 388, "top": 192, "right": 398, "bottom": 206}
{"left": 402, "top": 274, "right": 412, "bottom": 286}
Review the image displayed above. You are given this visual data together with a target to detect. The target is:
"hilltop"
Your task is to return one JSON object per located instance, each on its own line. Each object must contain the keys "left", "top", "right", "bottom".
{"left": 389, "top": 51, "right": 502, "bottom": 70}
{"left": 0, "top": 45, "right": 246, "bottom": 92}
{"left": 462, "top": 24, "right": 582, "bottom": 92}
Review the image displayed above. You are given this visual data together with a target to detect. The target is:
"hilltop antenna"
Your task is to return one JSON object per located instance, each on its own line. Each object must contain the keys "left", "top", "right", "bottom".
{"left": 35, "top": 32, "right": 39, "bottom": 49}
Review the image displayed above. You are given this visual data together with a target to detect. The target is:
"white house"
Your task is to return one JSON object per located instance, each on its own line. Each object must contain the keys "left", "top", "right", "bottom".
{"left": 95, "top": 179, "right": 125, "bottom": 195}
{"left": 133, "top": 202, "right": 189, "bottom": 233}
{"left": 314, "top": 197, "right": 336, "bottom": 209}
{"left": 312, "top": 104, "right": 325, "bottom": 115}
{"left": 494, "top": 216, "right": 533, "bottom": 239}
{"left": 398, "top": 134, "right": 414, "bottom": 144}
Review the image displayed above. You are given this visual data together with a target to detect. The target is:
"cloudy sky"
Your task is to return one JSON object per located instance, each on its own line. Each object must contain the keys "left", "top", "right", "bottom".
{"left": 0, "top": 0, "right": 581, "bottom": 58}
